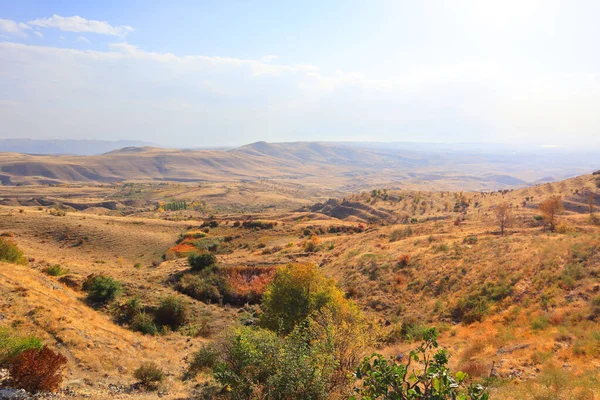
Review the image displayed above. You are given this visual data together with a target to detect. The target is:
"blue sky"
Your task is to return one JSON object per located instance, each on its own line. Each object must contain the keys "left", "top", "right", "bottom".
{"left": 1, "top": 0, "right": 600, "bottom": 147}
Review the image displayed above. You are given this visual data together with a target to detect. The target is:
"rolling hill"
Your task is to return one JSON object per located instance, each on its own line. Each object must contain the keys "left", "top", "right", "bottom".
{"left": 0, "top": 141, "right": 596, "bottom": 192}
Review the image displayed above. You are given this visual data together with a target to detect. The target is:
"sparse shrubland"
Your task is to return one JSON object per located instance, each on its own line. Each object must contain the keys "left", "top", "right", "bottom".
{"left": 2, "top": 172, "right": 600, "bottom": 398}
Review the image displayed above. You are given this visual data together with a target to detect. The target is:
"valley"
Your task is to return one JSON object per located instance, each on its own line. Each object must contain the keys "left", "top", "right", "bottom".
{"left": 1, "top": 152, "right": 599, "bottom": 398}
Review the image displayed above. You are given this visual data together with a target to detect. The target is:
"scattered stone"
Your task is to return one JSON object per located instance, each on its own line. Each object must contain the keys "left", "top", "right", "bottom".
{"left": 0, "top": 388, "right": 28, "bottom": 399}
{"left": 497, "top": 343, "right": 530, "bottom": 354}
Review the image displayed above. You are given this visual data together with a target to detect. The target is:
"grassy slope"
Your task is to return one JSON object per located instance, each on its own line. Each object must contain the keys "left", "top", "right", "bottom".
{"left": 0, "top": 173, "right": 599, "bottom": 398}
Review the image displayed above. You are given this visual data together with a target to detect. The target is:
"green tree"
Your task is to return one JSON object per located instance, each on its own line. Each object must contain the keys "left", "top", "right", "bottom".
{"left": 260, "top": 263, "right": 355, "bottom": 334}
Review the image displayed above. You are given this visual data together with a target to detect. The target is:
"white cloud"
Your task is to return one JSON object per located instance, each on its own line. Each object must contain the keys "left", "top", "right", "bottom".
{"left": 33, "top": 31, "right": 43, "bottom": 38}
{"left": 76, "top": 36, "right": 91, "bottom": 44}
{"left": 29, "top": 15, "right": 134, "bottom": 36}
{"left": 260, "top": 55, "right": 279, "bottom": 63}
{"left": 0, "top": 19, "right": 31, "bottom": 37}
{"left": 0, "top": 41, "right": 599, "bottom": 146}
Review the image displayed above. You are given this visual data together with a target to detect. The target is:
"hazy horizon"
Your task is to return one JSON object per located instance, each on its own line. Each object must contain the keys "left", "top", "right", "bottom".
{"left": 2, "top": 1, "right": 600, "bottom": 147}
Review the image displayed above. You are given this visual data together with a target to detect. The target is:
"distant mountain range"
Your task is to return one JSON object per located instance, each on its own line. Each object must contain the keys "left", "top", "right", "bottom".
{"left": 0, "top": 139, "right": 156, "bottom": 155}
{"left": 0, "top": 140, "right": 597, "bottom": 191}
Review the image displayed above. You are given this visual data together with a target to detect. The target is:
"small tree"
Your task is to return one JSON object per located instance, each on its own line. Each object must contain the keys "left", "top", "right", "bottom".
{"left": 260, "top": 263, "right": 355, "bottom": 334}
{"left": 493, "top": 202, "right": 512, "bottom": 235}
{"left": 539, "top": 196, "right": 564, "bottom": 231}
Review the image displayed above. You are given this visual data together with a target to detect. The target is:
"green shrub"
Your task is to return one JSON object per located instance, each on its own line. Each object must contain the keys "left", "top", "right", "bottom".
{"left": 131, "top": 313, "right": 158, "bottom": 335}
{"left": 0, "top": 238, "right": 27, "bottom": 264}
{"left": 133, "top": 262, "right": 143, "bottom": 269}
{"left": 43, "top": 264, "right": 69, "bottom": 277}
{"left": 176, "top": 273, "right": 223, "bottom": 303}
{"left": 242, "top": 220, "right": 275, "bottom": 230}
{"left": 155, "top": 296, "right": 189, "bottom": 330}
{"left": 186, "top": 345, "right": 219, "bottom": 378}
{"left": 83, "top": 275, "right": 123, "bottom": 303}
{"left": 353, "top": 329, "right": 488, "bottom": 399}
{"left": 451, "top": 296, "right": 489, "bottom": 324}
{"left": 134, "top": 362, "right": 164, "bottom": 389}
{"left": 201, "top": 220, "right": 219, "bottom": 229}
{"left": 188, "top": 252, "right": 217, "bottom": 271}
{"left": 193, "top": 237, "right": 223, "bottom": 252}
{"left": 0, "top": 326, "right": 43, "bottom": 366}
{"left": 213, "top": 325, "right": 337, "bottom": 399}
{"left": 436, "top": 243, "right": 450, "bottom": 252}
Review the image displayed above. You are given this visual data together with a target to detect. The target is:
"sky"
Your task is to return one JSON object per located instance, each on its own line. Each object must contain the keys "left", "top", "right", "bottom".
{"left": 1, "top": 0, "right": 599, "bottom": 147}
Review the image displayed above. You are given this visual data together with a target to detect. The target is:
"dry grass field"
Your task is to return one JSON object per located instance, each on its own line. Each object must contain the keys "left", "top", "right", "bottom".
{"left": 1, "top": 169, "right": 600, "bottom": 398}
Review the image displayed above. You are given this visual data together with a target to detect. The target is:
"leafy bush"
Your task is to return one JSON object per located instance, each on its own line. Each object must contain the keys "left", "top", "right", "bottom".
{"left": 155, "top": 296, "right": 189, "bottom": 330}
{"left": 177, "top": 272, "right": 224, "bottom": 303}
{"left": 8, "top": 346, "right": 68, "bottom": 393}
{"left": 83, "top": 275, "right": 123, "bottom": 303}
{"left": 352, "top": 329, "right": 488, "bottom": 400}
{"left": 186, "top": 344, "right": 219, "bottom": 378}
{"left": 0, "top": 326, "right": 43, "bottom": 366}
{"left": 43, "top": 264, "right": 69, "bottom": 277}
{"left": 192, "top": 237, "right": 223, "bottom": 252}
{"left": 201, "top": 220, "right": 219, "bottom": 229}
{"left": 134, "top": 362, "right": 164, "bottom": 389}
{"left": 451, "top": 296, "right": 489, "bottom": 324}
{"left": 213, "top": 324, "right": 339, "bottom": 399}
{"left": 0, "top": 238, "right": 27, "bottom": 264}
{"left": 131, "top": 312, "right": 158, "bottom": 335}
{"left": 188, "top": 252, "right": 217, "bottom": 271}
